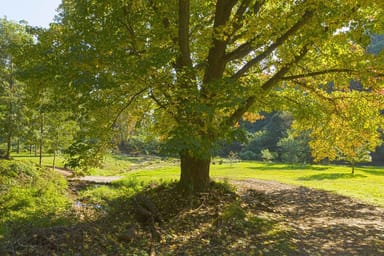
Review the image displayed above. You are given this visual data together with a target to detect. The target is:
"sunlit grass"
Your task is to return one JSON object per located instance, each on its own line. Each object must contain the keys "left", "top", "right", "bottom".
{"left": 12, "top": 152, "right": 66, "bottom": 167}
{"left": 121, "top": 161, "right": 384, "bottom": 207}
{"left": 211, "top": 162, "right": 384, "bottom": 207}
{"left": 11, "top": 153, "right": 384, "bottom": 207}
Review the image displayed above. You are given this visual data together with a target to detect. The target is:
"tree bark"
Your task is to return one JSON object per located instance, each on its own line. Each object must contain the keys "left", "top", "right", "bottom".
{"left": 5, "top": 59, "right": 15, "bottom": 160}
{"left": 5, "top": 129, "right": 12, "bottom": 159}
{"left": 179, "top": 151, "right": 210, "bottom": 193}
{"left": 351, "top": 160, "right": 355, "bottom": 174}
{"left": 53, "top": 150, "right": 56, "bottom": 171}
{"left": 39, "top": 112, "right": 44, "bottom": 167}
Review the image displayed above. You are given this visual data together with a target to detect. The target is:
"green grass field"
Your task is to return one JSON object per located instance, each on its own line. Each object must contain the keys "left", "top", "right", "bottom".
{"left": 9, "top": 153, "right": 384, "bottom": 207}
{"left": 123, "top": 161, "right": 384, "bottom": 207}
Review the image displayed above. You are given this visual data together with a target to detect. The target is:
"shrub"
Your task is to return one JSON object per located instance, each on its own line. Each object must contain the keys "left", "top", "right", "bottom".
{"left": 239, "top": 150, "right": 257, "bottom": 160}
{"left": 261, "top": 149, "right": 277, "bottom": 163}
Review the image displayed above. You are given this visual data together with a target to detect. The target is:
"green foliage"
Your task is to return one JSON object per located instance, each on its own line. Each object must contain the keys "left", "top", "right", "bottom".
{"left": 291, "top": 90, "right": 384, "bottom": 169}
{"left": 238, "top": 150, "right": 257, "bottom": 160}
{"left": 0, "top": 160, "right": 71, "bottom": 237}
{"left": 64, "top": 139, "right": 105, "bottom": 171}
{"left": 277, "top": 130, "right": 311, "bottom": 164}
{"left": 79, "top": 177, "right": 145, "bottom": 207}
{"left": 236, "top": 112, "right": 294, "bottom": 161}
{"left": 16, "top": 0, "right": 384, "bottom": 190}
{"left": 261, "top": 149, "right": 277, "bottom": 163}
{"left": 0, "top": 19, "right": 33, "bottom": 158}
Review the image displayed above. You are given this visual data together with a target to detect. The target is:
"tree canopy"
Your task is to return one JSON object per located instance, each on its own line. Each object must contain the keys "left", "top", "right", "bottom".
{"left": 19, "top": 0, "right": 384, "bottom": 191}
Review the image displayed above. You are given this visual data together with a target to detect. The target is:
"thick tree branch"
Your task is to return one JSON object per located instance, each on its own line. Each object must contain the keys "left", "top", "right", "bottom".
{"left": 177, "top": 0, "right": 192, "bottom": 68}
{"left": 231, "top": 10, "right": 314, "bottom": 80}
{"left": 203, "top": 0, "right": 237, "bottom": 82}
{"left": 224, "top": 1, "right": 268, "bottom": 63}
{"left": 226, "top": 45, "right": 309, "bottom": 126}
{"left": 281, "top": 69, "right": 355, "bottom": 80}
{"left": 230, "top": 0, "right": 266, "bottom": 41}
{"left": 231, "top": 0, "right": 252, "bottom": 32}
{"left": 261, "top": 46, "right": 309, "bottom": 91}
{"left": 224, "top": 41, "right": 254, "bottom": 62}
{"left": 253, "top": 0, "right": 266, "bottom": 14}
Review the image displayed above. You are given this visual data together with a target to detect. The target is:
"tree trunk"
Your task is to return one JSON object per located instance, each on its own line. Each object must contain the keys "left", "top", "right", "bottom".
{"left": 5, "top": 59, "right": 14, "bottom": 160}
{"left": 179, "top": 151, "right": 210, "bottom": 193}
{"left": 39, "top": 113, "right": 44, "bottom": 167}
{"left": 52, "top": 150, "right": 56, "bottom": 171}
{"left": 351, "top": 160, "right": 355, "bottom": 174}
{"left": 16, "top": 139, "right": 20, "bottom": 154}
{"left": 5, "top": 130, "right": 11, "bottom": 159}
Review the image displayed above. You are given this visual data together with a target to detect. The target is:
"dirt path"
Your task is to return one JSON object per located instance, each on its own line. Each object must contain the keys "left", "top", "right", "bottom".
{"left": 69, "top": 175, "right": 122, "bottom": 184}
{"left": 53, "top": 167, "right": 122, "bottom": 184}
{"left": 230, "top": 178, "right": 384, "bottom": 255}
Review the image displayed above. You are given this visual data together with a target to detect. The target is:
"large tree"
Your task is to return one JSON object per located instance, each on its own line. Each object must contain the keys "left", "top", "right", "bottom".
{"left": 39, "top": 0, "right": 384, "bottom": 191}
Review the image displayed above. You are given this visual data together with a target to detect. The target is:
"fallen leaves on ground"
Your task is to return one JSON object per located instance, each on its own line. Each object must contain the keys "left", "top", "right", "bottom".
{"left": 2, "top": 179, "right": 384, "bottom": 255}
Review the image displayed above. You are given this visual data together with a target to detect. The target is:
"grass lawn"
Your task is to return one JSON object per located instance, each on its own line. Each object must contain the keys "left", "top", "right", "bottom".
{"left": 10, "top": 153, "right": 384, "bottom": 207}
{"left": 11, "top": 153, "right": 171, "bottom": 176}
{"left": 122, "top": 161, "right": 384, "bottom": 207}
{"left": 12, "top": 152, "right": 66, "bottom": 167}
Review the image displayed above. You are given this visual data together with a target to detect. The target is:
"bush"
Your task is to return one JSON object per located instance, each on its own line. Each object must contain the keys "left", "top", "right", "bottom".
{"left": 261, "top": 149, "right": 277, "bottom": 163}
{"left": 239, "top": 150, "right": 257, "bottom": 160}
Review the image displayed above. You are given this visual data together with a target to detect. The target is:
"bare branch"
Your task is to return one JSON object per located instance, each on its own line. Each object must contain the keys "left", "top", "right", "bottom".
{"left": 149, "top": 90, "right": 167, "bottom": 110}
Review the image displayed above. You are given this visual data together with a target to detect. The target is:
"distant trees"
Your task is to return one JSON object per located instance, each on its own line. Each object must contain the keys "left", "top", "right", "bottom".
{"left": 0, "top": 19, "right": 32, "bottom": 158}
{"left": 0, "top": 19, "right": 79, "bottom": 164}
{"left": 295, "top": 91, "right": 384, "bottom": 173}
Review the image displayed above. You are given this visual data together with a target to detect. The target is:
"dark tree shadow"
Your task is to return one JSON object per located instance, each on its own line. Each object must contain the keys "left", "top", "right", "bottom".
{"left": 360, "top": 168, "right": 384, "bottom": 176}
{"left": 247, "top": 164, "right": 329, "bottom": 171}
{"left": 241, "top": 186, "right": 384, "bottom": 255}
{"left": 3, "top": 179, "right": 384, "bottom": 256}
{"left": 297, "top": 173, "right": 366, "bottom": 181}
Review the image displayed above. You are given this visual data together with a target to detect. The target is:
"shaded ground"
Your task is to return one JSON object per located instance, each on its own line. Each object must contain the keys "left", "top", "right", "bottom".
{"left": 2, "top": 178, "right": 384, "bottom": 255}
{"left": 232, "top": 179, "right": 384, "bottom": 255}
